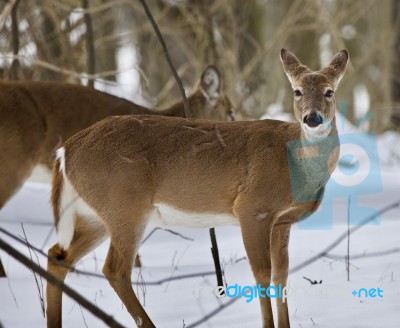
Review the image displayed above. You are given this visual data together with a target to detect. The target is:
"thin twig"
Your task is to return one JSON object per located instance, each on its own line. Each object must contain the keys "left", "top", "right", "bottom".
{"left": 1, "top": 54, "right": 136, "bottom": 81}
{"left": 6, "top": 256, "right": 18, "bottom": 309}
{"left": 164, "top": 246, "right": 190, "bottom": 292}
{"left": 302, "top": 276, "right": 322, "bottom": 285}
{"left": 21, "top": 224, "right": 45, "bottom": 317}
{"left": 164, "top": 229, "right": 194, "bottom": 241}
{"left": 318, "top": 253, "right": 360, "bottom": 270}
{"left": 141, "top": 227, "right": 194, "bottom": 245}
{"left": 136, "top": 265, "right": 147, "bottom": 306}
{"left": 138, "top": 0, "right": 190, "bottom": 117}
{"left": 0, "top": 219, "right": 52, "bottom": 226}
{"left": 79, "top": 304, "right": 89, "bottom": 328}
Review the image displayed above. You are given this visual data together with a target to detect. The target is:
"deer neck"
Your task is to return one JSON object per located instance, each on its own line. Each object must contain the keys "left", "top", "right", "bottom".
{"left": 286, "top": 117, "right": 339, "bottom": 203}
{"left": 157, "top": 101, "right": 186, "bottom": 117}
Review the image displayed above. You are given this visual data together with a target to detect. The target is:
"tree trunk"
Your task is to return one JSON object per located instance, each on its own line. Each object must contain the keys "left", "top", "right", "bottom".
{"left": 10, "top": 0, "right": 20, "bottom": 80}
{"left": 392, "top": 0, "right": 400, "bottom": 127}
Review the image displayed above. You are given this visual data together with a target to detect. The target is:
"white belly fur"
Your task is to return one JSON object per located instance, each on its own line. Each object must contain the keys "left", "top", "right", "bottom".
{"left": 149, "top": 203, "right": 238, "bottom": 228}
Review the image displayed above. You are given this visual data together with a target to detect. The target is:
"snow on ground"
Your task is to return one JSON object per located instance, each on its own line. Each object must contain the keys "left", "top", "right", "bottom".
{"left": 1, "top": 132, "right": 400, "bottom": 328}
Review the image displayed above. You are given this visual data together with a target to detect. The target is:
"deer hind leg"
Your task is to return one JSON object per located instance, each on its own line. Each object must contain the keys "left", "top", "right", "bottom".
{"left": 271, "top": 222, "right": 291, "bottom": 328}
{"left": 46, "top": 216, "right": 107, "bottom": 328}
{"left": 101, "top": 210, "right": 155, "bottom": 328}
{"left": 238, "top": 212, "right": 275, "bottom": 328}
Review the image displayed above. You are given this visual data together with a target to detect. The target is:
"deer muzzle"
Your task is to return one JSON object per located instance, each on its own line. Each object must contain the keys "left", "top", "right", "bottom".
{"left": 303, "top": 113, "right": 323, "bottom": 128}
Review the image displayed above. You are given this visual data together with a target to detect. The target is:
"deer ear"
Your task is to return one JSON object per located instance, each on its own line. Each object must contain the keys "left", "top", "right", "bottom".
{"left": 200, "top": 65, "right": 220, "bottom": 99}
{"left": 280, "top": 48, "right": 311, "bottom": 86}
{"left": 320, "top": 50, "right": 349, "bottom": 89}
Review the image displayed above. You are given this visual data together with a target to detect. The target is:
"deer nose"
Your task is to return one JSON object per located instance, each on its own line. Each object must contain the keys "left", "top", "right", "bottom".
{"left": 303, "top": 113, "right": 323, "bottom": 127}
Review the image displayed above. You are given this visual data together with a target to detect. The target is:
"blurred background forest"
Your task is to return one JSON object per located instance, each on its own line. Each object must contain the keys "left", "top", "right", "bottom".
{"left": 0, "top": 0, "right": 399, "bottom": 133}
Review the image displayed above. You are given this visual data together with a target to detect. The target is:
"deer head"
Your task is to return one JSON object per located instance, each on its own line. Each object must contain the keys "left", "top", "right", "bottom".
{"left": 189, "top": 65, "right": 235, "bottom": 121}
{"left": 280, "top": 49, "right": 349, "bottom": 140}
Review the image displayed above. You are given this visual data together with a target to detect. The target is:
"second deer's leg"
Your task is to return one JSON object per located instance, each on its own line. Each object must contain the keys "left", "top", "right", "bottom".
{"left": 271, "top": 222, "right": 291, "bottom": 328}
{"left": 47, "top": 216, "right": 107, "bottom": 328}
{"left": 239, "top": 213, "right": 275, "bottom": 328}
{"left": 0, "top": 152, "right": 38, "bottom": 277}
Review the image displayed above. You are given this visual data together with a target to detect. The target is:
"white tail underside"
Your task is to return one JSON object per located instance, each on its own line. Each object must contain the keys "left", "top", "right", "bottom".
{"left": 56, "top": 147, "right": 98, "bottom": 249}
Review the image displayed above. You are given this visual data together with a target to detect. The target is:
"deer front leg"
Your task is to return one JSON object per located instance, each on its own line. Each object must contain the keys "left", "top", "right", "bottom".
{"left": 271, "top": 222, "right": 291, "bottom": 328}
{"left": 239, "top": 213, "right": 275, "bottom": 328}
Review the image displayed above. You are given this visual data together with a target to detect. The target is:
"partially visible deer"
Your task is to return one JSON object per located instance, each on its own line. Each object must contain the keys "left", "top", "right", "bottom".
{"left": 46, "top": 49, "right": 348, "bottom": 328}
{"left": 0, "top": 65, "right": 233, "bottom": 276}
{"left": 0, "top": 65, "right": 233, "bottom": 213}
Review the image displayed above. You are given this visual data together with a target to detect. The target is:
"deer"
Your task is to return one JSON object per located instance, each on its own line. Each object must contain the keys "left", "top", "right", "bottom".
{"left": 46, "top": 49, "right": 348, "bottom": 328}
{"left": 0, "top": 65, "right": 233, "bottom": 213}
{"left": 0, "top": 65, "right": 233, "bottom": 275}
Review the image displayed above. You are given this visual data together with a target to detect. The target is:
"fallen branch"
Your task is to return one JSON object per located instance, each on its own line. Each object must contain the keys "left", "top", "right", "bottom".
{"left": 302, "top": 276, "right": 322, "bottom": 285}
{"left": 0, "top": 225, "right": 215, "bottom": 286}
{"left": 0, "top": 237, "right": 125, "bottom": 328}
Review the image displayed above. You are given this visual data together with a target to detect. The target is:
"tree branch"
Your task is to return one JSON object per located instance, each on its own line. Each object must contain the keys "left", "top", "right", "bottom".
{"left": 10, "top": 0, "right": 20, "bottom": 80}
{"left": 82, "top": 0, "right": 96, "bottom": 87}
{"left": 0, "top": 0, "right": 17, "bottom": 32}
{"left": 138, "top": 0, "right": 190, "bottom": 117}
{"left": 0, "top": 237, "right": 125, "bottom": 327}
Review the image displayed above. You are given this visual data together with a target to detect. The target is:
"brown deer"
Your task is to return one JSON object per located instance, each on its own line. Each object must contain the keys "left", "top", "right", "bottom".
{"left": 0, "top": 65, "right": 233, "bottom": 277}
{"left": 46, "top": 49, "right": 348, "bottom": 328}
{"left": 0, "top": 65, "right": 233, "bottom": 211}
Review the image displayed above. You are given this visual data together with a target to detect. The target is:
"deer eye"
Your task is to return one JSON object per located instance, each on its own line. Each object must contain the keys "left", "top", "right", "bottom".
{"left": 325, "top": 89, "right": 334, "bottom": 97}
{"left": 293, "top": 89, "right": 302, "bottom": 97}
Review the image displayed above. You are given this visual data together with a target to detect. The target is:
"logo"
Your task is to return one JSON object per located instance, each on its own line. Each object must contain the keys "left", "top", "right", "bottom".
{"left": 191, "top": 283, "right": 289, "bottom": 303}
{"left": 191, "top": 283, "right": 384, "bottom": 302}
{"left": 352, "top": 287, "right": 383, "bottom": 298}
{"left": 286, "top": 131, "right": 382, "bottom": 230}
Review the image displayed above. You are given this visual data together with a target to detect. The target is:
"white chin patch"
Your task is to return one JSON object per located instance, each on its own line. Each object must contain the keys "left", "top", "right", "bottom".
{"left": 303, "top": 122, "right": 331, "bottom": 140}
